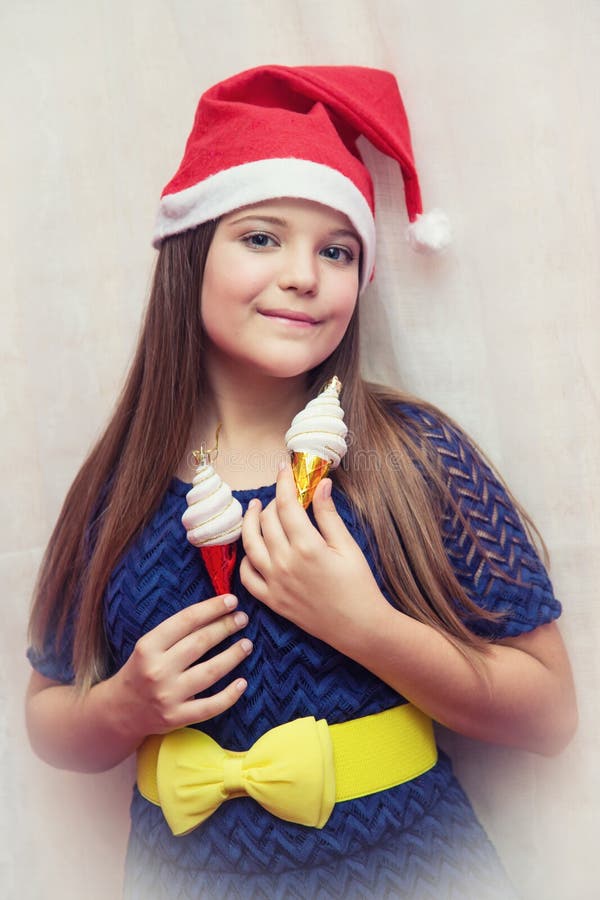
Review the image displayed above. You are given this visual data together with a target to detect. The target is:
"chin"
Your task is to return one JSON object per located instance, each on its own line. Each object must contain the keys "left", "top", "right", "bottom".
{"left": 272, "top": 354, "right": 338, "bottom": 380}
{"left": 243, "top": 349, "right": 328, "bottom": 380}
{"left": 258, "top": 362, "right": 318, "bottom": 380}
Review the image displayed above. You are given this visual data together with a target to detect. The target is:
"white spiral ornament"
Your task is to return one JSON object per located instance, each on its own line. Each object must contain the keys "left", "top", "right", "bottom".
{"left": 182, "top": 460, "right": 243, "bottom": 547}
{"left": 285, "top": 376, "right": 348, "bottom": 468}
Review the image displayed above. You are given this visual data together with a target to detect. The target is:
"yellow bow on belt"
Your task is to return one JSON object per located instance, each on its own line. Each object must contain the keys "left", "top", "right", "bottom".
{"left": 137, "top": 717, "right": 336, "bottom": 836}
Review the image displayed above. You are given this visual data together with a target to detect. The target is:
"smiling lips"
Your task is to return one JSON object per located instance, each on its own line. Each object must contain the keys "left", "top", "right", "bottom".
{"left": 259, "top": 308, "right": 319, "bottom": 326}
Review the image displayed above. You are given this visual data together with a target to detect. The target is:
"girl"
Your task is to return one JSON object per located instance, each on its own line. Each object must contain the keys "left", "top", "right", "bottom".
{"left": 26, "top": 65, "right": 577, "bottom": 898}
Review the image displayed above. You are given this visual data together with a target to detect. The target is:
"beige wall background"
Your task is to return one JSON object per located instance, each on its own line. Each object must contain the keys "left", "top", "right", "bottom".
{"left": 2, "top": 1, "right": 598, "bottom": 897}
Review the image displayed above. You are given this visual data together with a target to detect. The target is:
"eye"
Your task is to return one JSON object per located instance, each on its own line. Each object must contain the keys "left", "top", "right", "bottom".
{"left": 320, "top": 245, "right": 356, "bottom": 264}
{"left": 241, "top": 232, "right": 278, "bottom": 249}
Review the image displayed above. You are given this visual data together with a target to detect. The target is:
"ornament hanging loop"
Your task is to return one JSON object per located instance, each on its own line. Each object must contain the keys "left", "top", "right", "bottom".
{"left": 192, "top": 424, "right": 222, "bottom": 467}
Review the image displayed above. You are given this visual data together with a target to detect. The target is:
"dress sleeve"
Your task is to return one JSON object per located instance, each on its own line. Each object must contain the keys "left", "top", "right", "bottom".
{"left": 403, "top": 405, "right": 562, "bottom": 639}
{"left": 25, "top": 480, "right": 113, "bottom": 684}
{"left": 26, "top": 607, "right": 76, "bottom": 683}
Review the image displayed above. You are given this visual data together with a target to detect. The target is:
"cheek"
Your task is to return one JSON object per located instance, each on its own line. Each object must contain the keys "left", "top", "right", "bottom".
{"left": 317, "top": 295, "right": 356, "bottom": 361}
{"left": 201, "top": 264, "right": 245, "bottom": 328}
{"left": 202, "top": 252, "right": 237, "bottom": 306}
{"left": 202, "top": 255, "right": 268, "bottom": 316}
{"left": 327, "top": 277, "right": 358, "bottom": 343}
{"left": 330, "top": 280, "right": 358, "bottom": 330}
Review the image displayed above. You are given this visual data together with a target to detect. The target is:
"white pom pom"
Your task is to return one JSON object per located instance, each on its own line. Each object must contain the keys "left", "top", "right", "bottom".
{"left": 406, "top": 209, "right": 451, "bottom": 253}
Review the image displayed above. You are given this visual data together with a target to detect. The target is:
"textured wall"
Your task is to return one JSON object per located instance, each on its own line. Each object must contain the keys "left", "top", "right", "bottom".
{"left": 2, "top": 1, "right": 598, "bottom": 897}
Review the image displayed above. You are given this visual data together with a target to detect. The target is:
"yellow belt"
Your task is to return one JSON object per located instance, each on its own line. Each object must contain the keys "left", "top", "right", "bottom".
{"left": 137, "top": 703, "right": 437, "bottom": 836}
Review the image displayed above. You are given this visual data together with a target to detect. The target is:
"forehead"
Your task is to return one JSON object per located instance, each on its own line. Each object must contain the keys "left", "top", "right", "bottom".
{"left": 221, "top": 197, "right": 359, "bottom": 237}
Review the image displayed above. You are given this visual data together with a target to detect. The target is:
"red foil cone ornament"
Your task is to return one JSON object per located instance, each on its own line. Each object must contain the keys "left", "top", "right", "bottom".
{"left": 200, "top": 543, "right": 238, "bottom": 598}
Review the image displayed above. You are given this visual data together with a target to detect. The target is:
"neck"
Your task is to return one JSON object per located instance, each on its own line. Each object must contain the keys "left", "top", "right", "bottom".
{"left": 181, "top": 355, "right": 310, "bottom": 487}
{"left": 207, "top": 376, "right": 307, "bottom": 442}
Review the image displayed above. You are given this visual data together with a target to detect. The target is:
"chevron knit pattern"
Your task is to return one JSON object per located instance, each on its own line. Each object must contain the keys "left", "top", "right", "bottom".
{"left": 399, "top": 404, "right": 560, "bottom": 637}
{"left": 28, "top": 402, "right": 559, "bottom": 898}
{"left": 124, "top": 775, "right": 516, "bottom": 898}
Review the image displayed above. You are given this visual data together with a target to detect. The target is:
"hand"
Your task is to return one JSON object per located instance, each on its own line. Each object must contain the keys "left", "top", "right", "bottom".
{"left": 109, "top": 594, "right": 252, "bottom": 742}
{"left": 240, "top": 462, "right": 389, "bottom": 652}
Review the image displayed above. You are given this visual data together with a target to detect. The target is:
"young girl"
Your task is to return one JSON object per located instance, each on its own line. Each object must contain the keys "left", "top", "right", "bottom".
{"left": 26, "top": 65, "right": 577, "bottom": 899}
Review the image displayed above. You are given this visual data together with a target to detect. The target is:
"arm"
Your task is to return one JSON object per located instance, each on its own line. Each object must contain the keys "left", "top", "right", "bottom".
{"left": 25, "top": 594, "right": 253, "bottom": 773}
{"left": 339, "top": 603, "right": 577, "bottom": 757}
{"left": 241, "top": 465, "right": 577, "bottom": 757}
{"left": 26, "top": 669, "right": 146, "bottom": 773}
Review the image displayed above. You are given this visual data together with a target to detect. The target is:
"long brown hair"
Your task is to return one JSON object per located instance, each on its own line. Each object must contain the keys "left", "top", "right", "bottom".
{"left": 29, "top": 222, "right": 542, "bottom": 689}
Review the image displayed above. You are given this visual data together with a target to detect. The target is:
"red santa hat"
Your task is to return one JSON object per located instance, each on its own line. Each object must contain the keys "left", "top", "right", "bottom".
{"left": 153, "top": 65, "right": 450, "bottom": 292}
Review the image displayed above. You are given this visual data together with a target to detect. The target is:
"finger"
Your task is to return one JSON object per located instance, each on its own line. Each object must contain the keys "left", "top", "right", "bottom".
{"left": 257, "top": 496, "right": 290, "bottom": 552}
{"left": 239, "top": 554, "right": 269, "bottom": 602}
{"left": 179, "top": 637, "right": 253, "bottom": 700}
{"left": 170, "top": 608, "right": 249, "bottom": 671}
{"left": 311, "top": 478, "right": 353, "bottom": 549}
{"left": 180, "top": 677, "right": 249, "bottom": 726}
{"left": 274, "top": 460, "right": 320, "bottom": 545}
{"left": 241, "top": 498, "right": 272, "bottom": 575}
{"left": 144, "top": 594, "right": 239, "bottom": 652}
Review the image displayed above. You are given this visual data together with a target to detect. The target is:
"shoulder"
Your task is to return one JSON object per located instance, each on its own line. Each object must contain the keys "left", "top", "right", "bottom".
{"left": 382, "top": 395, "right": 520, "bottom": 529}
{"left": 370, "top": 386, "right": 464, "bottom": 440}
{"left": 377, "top": 393, "right": 485, "bottom": 482}
{"left": 363, "top": 388, "right": 561, "bottom": 636}
{"left": 394, "top": 400, "right": 560, "bottom": 632}
{"left": 367, "top": 389, "right": 515, "bottom": 539}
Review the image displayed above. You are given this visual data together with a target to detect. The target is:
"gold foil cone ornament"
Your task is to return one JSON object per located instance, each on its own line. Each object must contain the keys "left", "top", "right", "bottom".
{"left": 291, "top": 453, "right": 332, "bottom": 509}
{"left": 285, "top": 376, "right": 348, "bottom": 508}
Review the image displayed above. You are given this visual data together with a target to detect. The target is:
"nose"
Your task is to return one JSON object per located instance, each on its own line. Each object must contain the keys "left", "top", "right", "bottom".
{"left": 277, "top": 245, "right": 318, "bottom": 296}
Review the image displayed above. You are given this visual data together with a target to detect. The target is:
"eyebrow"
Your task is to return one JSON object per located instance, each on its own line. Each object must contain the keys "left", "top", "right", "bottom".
{"left": 227, "top": 214, "right": 361, "bottom": 244}
{"left": 228, "top": 215, "right": 286, "bottom": 227}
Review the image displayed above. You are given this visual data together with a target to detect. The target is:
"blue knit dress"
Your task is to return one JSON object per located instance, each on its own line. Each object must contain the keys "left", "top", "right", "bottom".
{"left": 28, "top": 404, "right": 561, "bottom": 899}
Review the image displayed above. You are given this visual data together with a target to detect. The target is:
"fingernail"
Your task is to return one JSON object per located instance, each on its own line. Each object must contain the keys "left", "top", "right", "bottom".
{"left": 235, "top": 679, "right": 247, "bottom": 693}
{"left": 248, "top": 498, "right": 261, "bottom": 510}
{"left": 322, "top": 479, "right": 332, "bottom": 499}
{"left": 240, "top": 638, "right": 253, "bottom": 654}
{"left": 223, "top": 595, "right": 237, "bottom": 609}
{"left": 234, "top": 611, "right": 248, "bottom": 627}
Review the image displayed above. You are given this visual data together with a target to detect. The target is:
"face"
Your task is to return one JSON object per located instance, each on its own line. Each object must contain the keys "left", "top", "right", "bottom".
{"left": 200, "top": 198, "right": 361, "bottom": 381}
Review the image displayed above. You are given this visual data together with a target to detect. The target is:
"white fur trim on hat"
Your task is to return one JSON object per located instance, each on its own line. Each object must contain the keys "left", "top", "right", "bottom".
{"left": 406, "top": 209, "right": 451, "bottom": 253}
{"left": 153, "top": 158, "right": 377, "bottom": 293}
